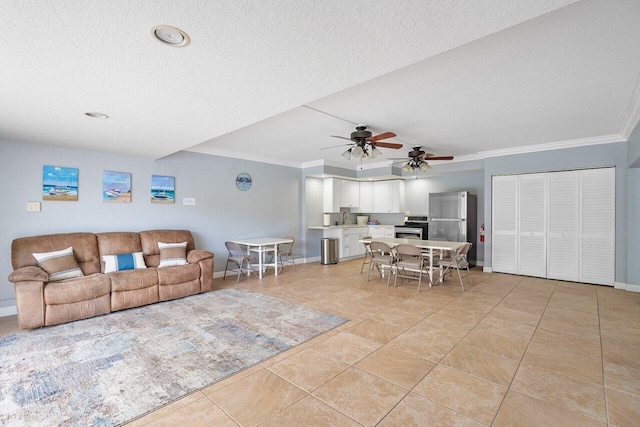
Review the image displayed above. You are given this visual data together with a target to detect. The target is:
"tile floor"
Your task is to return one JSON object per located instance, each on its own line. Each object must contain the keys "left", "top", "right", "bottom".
{"left": 1, "top": 260, "right": 639, "bottom": 426}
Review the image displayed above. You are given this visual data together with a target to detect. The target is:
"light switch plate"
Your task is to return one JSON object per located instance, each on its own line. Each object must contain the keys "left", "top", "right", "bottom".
{"left": 182, "top": 198, "right": 195, "bottom": 205}
{"left": 27, "top": 201, "right": 41, "bottom": 212}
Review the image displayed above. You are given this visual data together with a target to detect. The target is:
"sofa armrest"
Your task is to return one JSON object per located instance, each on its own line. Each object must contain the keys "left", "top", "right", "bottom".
{"left": 187, "top": 250, "right": 214, "bottom": 264}
{"left": 8, "top": 266, "right": 49, "bottom": 283}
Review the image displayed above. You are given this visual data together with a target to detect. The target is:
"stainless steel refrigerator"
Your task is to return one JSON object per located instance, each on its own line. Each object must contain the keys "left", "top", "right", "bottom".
{"left": 429, "top": 191, "right": 477, "bottom": 265}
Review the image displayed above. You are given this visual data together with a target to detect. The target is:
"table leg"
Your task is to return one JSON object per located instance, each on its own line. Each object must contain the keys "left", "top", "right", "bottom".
{"left": 428, "top": 249, "right": 434, "bottom": 286}
{"left": 258, "top": 245, "right": 264, "bottom": 279}
{"left": 274, "top": 245, "right": 279, "bottom": 276}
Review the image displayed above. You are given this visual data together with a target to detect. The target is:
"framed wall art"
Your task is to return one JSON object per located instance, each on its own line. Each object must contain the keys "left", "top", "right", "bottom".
{"left": 151, "top": 175, "right": 175, "bottom": 203}
{"left": 103, "top": 171, "right": 131, "bottom": 203}
{"left": 42, "top": 165, "right": 78, "bottom": 201}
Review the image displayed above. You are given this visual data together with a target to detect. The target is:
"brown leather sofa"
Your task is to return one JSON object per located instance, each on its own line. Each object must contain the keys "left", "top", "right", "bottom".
{"left": 8, "top": 230, "right": 214, "bottom": 329}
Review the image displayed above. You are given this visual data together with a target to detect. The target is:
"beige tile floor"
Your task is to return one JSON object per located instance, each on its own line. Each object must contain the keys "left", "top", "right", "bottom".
{"left": 1, "top": 260, "right": 639, "bottom": 426}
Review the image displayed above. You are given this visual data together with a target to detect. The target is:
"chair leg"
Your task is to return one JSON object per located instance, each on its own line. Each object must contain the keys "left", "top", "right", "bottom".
{"left": 360, "top": 252, "right": 369, "bottom": 273}
{"left": 387, "top": 263, "right": 394, "bottom": 286}
{"left": 456, "top": 266, "right": 464, "bottom": 291}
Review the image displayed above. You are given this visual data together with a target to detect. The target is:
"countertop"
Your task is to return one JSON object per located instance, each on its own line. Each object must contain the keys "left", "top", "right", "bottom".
{"left": 308, "top": 224, "right": 395, "bottom": 230}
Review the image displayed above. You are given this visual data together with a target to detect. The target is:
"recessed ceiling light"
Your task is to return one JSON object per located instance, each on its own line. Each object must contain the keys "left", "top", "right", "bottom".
{"left": 84, "top": 112, "right": 109, "bottom": 119}
{"left": 151, "top": 25, "right": 190, "bottom": 47}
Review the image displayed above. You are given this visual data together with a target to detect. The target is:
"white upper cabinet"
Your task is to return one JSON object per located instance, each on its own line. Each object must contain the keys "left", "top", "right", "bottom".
{"left": 323, "top": 178, "right": 360, "bottom": 212}
{"left": 358, "top": 182, "right": 374, "bottom": 213}
{"left": 340, "top": 179, "right": 359, "bottom": 208}
{"left": 372, "top": 180, "right": 405, "bottom": 213}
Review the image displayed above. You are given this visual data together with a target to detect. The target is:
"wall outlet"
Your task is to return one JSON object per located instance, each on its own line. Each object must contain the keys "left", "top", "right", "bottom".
{"left": 27, "top": 202, "right": 41, "bottom": 212}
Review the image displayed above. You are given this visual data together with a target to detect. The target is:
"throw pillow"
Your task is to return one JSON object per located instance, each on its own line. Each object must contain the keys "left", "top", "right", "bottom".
{"left": 32, "top": 246, "right": 84, "bottom": 282}
{"left": 102, "top": 252, "right": 147, "bottom": 273}
{"left": 158, "top": 241, "right": 188, "bottom": 267}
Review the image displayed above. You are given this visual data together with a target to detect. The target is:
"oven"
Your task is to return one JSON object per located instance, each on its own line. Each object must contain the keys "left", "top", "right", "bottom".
{"left": 394, "top": 216, "right": 429, "bottom": 239}
{"left": 394, "top": 227, "right": 423, "bottom": 239}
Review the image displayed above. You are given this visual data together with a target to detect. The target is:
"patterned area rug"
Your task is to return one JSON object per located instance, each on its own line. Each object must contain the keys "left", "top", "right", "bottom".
{"left": 0, "top": 288, "right": 347, "bottom": 426}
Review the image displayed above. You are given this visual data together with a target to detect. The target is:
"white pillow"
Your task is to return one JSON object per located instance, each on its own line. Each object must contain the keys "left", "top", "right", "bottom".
{"left": 32, "top": 247, "right": 84, "bottom": 282}
{"left": 102, "top": 252, "right": 147, "bottom": 273}
{"left": 158, "top": 241, "right": 188, "bottom": 267}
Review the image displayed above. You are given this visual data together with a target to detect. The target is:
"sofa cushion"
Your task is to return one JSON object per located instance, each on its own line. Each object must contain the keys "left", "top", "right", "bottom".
{"left": 158, "top": 242, "right": 188, "bottom": 267}
{"left": 156, "top": 263, "right": 200, "bottom": 285}
{"left": 96, "top": 232, "right": 142, "bottom": 257}
{"left": 44, "top": 273, "right": 111, "bottom": 305}
{"left": 108, "top": 268, "right": 158, "bottom": 292}
{"left": 33, "top": 247, "right": 84, "bottom": 281}
{"left": 11, "top": 233, "right": 101, "bottom": 275}
{"left": 140, "top": 230, "right": 195, "bottom": 267}
{"left": 102, "top": 252, "right": 147, "bottom": 273}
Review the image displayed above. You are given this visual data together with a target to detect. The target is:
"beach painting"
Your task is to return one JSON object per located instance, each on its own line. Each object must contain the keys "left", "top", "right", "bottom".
{"left": 42, "top": 166, "right": 78, "bottom": 201}
{"left": 151, "top": 175, "right": 175, "bottom": 203}
{"left": 103, "top": 171, "right": 131, "bottom": 203}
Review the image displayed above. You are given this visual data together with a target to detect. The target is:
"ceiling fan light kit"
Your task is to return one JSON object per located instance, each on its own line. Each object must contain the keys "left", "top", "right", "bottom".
{"left": 326, "top": 125, "right": 403, "bottom": 161}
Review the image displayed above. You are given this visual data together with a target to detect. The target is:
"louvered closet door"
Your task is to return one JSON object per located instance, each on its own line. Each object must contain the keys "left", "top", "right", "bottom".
{"left": 547, "top": 171, "right": 579, "bottom": 281}
{"left": 492, "top": 175, "right": 518, "bottom": 274}
{"left": 580, "top": 168, "right": 615, "bottom": 285}
{"left": 518, "top": 174, "right": 547, "bottom": 277}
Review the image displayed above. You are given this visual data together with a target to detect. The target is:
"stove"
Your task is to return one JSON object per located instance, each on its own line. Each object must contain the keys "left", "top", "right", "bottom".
{"left": 394, "top": 216, "right": 429, "bottom": 239}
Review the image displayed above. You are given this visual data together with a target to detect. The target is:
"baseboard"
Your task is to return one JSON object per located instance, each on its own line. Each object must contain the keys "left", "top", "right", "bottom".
{"left": 483, "top": 267, "right": 493, "bottom": 273}
{"left": 0, "top": 305, "right": 17, "bottom": 317}
{"left": 618, "top": 282, "right": 640, "bottom": 292}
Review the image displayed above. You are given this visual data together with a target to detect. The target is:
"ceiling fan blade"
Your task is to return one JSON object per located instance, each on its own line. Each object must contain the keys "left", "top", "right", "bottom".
{"left": 330, "top": 135, "right": 354, "bottom": 141}
{"left": 368, "top": 132, "right": 396, "bottom": 142}
{"left": 426, "top": 156, "right": 454, "bottom": 161}
{"left": 320, "top": 143, "right": 354, "bottom": 150}
{"left": 372, "top": 141, "right": 403, "bottom": 149}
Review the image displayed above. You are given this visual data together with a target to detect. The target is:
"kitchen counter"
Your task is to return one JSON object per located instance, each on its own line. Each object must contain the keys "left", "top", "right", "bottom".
{"left": 308, "top": 224, "right": 394, "bottom": 230}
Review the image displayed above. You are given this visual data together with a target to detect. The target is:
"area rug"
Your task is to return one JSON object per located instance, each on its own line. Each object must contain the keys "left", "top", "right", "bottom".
{"left": 0, "top": 288, "right": 347, "bottom": 426}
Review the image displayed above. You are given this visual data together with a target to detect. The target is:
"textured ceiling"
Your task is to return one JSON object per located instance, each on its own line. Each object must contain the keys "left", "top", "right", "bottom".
{"left": 2, "top": 0, "right": 639, "bottom": 168}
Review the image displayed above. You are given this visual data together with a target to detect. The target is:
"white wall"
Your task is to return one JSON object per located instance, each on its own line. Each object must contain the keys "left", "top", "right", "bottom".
{"left": 0, "top": 140, "right": 302, "bottom": 309}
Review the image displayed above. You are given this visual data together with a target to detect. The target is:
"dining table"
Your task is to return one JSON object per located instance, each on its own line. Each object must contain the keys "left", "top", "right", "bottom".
{"left": 359, "top": 237, "right": 467, "bottom": 286}
{"left": 231, "top": 237, "right": 294, "bottom": 279}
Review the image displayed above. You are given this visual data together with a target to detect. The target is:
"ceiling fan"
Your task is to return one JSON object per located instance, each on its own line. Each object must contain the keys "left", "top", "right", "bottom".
{"left": 390, "top": 146, "right": 454, "bottom": 172}
{"left": 322, "top": 125, "right": 403, "bottom": 160}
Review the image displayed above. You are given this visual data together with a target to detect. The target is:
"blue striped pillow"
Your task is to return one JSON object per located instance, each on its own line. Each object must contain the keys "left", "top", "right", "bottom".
{"left": 102, "top": 252, "right": 147, "bottom": 273}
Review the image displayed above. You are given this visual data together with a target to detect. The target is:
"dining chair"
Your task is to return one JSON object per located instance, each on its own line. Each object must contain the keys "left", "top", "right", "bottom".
{"left": 273, "top": 235, "right": 296, "bottom": 272}
{"left": 223, "top": 241, "right": 258, "bottom": 283}
{"left": 393, "top": 244, "right": 428, "bottom": 291}
{"left": 360, "top": 236, "right": 374, "bottom": 273}
{"left": 367, "top": 241, "right": 395, "bottom": 285}
{"left": 437, "top": 242, "right": 473, "bottom": 290}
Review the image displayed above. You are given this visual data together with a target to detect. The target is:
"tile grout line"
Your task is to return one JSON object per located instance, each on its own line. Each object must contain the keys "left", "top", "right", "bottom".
{"left": 596, "top": 286, "right": 611, "bottom": 427}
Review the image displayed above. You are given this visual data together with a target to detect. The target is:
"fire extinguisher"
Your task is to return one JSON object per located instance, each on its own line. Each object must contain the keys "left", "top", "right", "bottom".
{"left": 480, "top": 224, "right": 485, "bottom": 243}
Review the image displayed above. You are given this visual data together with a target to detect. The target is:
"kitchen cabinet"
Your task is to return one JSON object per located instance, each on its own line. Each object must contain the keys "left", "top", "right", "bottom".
{"left": 368, "top": 225, "right": 394, "bottom": 239}
{"left": 323, "top": 178, "right": 359, "bottom": 212}
{"left": 491, "top": 167, "right": 614, "bottom": 285}
{"left": 357, "top": 182, "right": 374, "bottom": 213}
{"left": 340, "top": 227, "right": 368, "bottom": 259}
{"left": 372, "top": 180, "right": 405, "bottom": 213}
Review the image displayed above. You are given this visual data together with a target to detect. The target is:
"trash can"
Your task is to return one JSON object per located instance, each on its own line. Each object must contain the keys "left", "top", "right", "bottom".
{"left": 320, "top": 238, "right": 338, "bottom": 265}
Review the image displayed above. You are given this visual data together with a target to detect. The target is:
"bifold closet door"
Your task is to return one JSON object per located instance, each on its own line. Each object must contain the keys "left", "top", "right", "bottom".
{"left": 517, "top": 174, "right": 546, "bottom": 277}
{"left": 491, "top": 175, "right": 518, "bottom": 274}
{"left": 580, "top": 168, "right": 615, "bottom": 285}
{"left": 547, "top": 171, "right": 580, "bottom": 281}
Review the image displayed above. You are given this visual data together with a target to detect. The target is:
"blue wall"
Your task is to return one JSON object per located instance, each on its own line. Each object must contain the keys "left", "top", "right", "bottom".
{"left": 0, "top": 140, "right": 302, "bottom": 310}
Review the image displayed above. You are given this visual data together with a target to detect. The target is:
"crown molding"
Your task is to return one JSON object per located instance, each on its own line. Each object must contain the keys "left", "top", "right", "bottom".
{"left": 476, "top": 134, "right": 624, "bottom": 159}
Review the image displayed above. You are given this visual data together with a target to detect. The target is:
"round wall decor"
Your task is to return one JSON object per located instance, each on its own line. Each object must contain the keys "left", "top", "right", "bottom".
{"left": 235, "top": 173, "right": 252, "bottom": 191}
